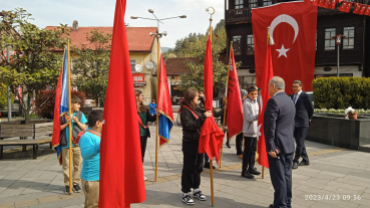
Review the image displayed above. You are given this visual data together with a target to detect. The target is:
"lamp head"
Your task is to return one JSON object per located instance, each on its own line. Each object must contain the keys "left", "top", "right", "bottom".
{"left": 148, "top": 9, "right": 154, "bottom": 13}
{"left": 180, "top": 15, "right": 187, "bottom": 18}
{"left": 130, "top": 16, "right": 138, "bottom": 19}
{"left": 162, "top": 31, "right": 167, "bottom": 36}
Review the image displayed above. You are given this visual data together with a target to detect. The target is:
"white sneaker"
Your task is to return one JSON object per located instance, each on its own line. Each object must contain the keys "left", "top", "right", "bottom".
{"left": 182, "top": 193, "right": 195, "bottom": 205}
{"left": 144, "top": 176, "right": 147, "bottom": 181}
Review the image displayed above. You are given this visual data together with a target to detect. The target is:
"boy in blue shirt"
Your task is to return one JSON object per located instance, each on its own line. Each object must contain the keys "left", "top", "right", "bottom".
{"left": 79, "top": 110, "right": 103, "bottom": 208}
{"left": 60, "top": 95, "right": 87, "bottom": 194}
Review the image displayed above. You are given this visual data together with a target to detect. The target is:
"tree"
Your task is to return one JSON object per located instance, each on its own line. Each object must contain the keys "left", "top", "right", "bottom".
{"left": 0, "top": 8, "right": 69, "bottom": 122}
{"left": 177, "top": 19, "right": 239, "bottom": 96}
{"left": 71, "top": 29, "right": 111, "bottom": 107}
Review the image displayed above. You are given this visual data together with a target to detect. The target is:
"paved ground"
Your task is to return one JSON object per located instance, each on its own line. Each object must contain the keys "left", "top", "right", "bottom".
{"left": 1, "top": 125, "right": 370, "bottom": 208}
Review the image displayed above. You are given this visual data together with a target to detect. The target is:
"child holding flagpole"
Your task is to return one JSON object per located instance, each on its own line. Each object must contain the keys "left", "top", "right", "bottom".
{"left": 135, "top": 90, "right": 157, "bottom": 181}
{"left": 60, "top": 95, "right": 87, "bottom": 194}
{"left": 180, "top": 88, "right": 211, "bottom": 205}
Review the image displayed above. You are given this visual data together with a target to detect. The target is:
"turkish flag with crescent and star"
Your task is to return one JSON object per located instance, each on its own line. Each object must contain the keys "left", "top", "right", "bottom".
{"left": 365, "top": 6, "right": 370, "bottom": 15}
{"left": 353, "top": 3, "right": 362, "bottom": 14}
{"left": 359, "top": 5, "right": 367, "bottom": 15}
{"left": 252, "top": 2, "right": 317, "bottom": 94}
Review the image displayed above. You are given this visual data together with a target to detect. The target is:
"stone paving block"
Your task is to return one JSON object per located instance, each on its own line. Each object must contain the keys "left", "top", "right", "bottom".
{"left": 38, "top": 195, "right": 61, "bottom": 204}
{"left": 15, "top": 198, "right": 39, "bottom": 207}
{"left": 0, "top": 202, "right": 15, "bottom": 208}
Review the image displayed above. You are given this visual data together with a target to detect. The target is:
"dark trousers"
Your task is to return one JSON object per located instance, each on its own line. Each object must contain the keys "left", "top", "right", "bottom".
{"left": 268, "top": 153, "right": 293, "bottom": 208}
{"left": 140, "top": 136, "right": 148, "bottom": 163}
{"left": 242, "top": 137, "right": 257, "bottom": 173}
{"left": 181, "top": 142, "right": 204, "bottom": 193}
{"left": 293, "top": 127, "right": 309, "bottom": 163}
{"left": 236, "top": 133, "right": 244, "bottom": 155}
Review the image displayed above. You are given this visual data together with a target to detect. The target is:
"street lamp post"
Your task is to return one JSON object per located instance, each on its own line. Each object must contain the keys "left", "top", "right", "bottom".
{"left": 131, "top": 10, "right": 186, "bottom": 181}
{"left": 332, "top": 34, "right": 346, "bottom": 77}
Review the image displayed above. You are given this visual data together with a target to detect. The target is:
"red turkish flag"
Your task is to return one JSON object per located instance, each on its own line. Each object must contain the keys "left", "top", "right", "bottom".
{"left": 226, "top": 47, "right": 243, "bottom": 139}
{"left": 311, "top": 0, "right": 318, "bottom": 6}
{"left": 345, "top": 1, "right": 353, "bottom": 12}
{"left": 318, "top": 0, "right": 325, "bottom": 7}
{"left": 339, "top": 1, "right": 352, "bottom": 12}
{"left": 359, "top": 5, "right": 367, "bottom": 15}
{"left": 353, "top": 3, "right": 362, "bottom": 14}
{"left": 256, "top": 43, "right": 274, "bottom": 169}
{"left": 252, "top": 2, "right": 317, "bottom": 94}
{"left": 199, "top": 36, "right": 224, "bottom": 164}
{"left": 99, "top": 0, "right": 145, "bottom": 207}
{"left": 364, "top": 6, "right": 370, "bottom": 15}
{"left": 322, "top": 0, "right": 331, "bottom": 8}
{"left": 328, "top": 0, "right": 337, "bottom": 9}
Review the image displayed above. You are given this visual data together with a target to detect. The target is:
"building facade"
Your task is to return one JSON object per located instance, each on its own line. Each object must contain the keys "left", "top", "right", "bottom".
{"left": 46, "top": 21, "right": 158, "bottom": 105}
{"left": 225, "top": 0, "right": 369, "bottom": 89}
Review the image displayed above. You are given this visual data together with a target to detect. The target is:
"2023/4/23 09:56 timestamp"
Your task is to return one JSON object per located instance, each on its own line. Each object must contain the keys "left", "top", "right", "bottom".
{"left": 305, "top": 195, "right": 362, "bottom": 200}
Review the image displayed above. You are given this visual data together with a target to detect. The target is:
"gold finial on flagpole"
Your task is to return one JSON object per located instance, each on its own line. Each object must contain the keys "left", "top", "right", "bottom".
{"left": 206, "top": 7, "right": 215, "bottom": 29}
{"left": 267, "top": 26, "right": 275, "bottom": 46}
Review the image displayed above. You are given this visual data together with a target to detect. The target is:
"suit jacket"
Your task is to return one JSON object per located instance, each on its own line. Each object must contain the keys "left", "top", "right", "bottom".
{"left": 264, "top": 92, "right": 296, "bottom": 154}
{"left": 291, "top": 91, "right": 314, "bottom": 128}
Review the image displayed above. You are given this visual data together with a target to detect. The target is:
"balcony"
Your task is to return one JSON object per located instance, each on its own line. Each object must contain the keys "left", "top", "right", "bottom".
{"left": 225, "top": 8, "right": 252, "bottom": 24}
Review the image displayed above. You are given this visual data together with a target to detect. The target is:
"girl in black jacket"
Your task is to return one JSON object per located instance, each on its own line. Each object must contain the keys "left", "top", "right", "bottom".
{"left": 135, "top": 90, "right": 156, "bottom": 181}
{"left": 180, "top": 88, "right": 212, "bottom": 205}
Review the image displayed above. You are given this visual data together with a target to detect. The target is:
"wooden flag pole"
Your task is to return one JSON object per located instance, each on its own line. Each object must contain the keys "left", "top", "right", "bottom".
{"left": 67, "top": 41, "right": 73, "bottom": 194}
{"left": 219, "top": 42, "right": 233, "bottom": 168}
{"left": 262, "top": 167, "right": 265, "bottom": 179}
{"left": 155, "top": 38, "right": 161, "bottom": 182}
{"left": 206, "top": 7, "right": 215, "bottom": 207}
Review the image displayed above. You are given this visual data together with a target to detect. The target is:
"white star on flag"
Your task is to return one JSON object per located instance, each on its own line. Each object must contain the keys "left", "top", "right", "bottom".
{"left": 276, "top": 44, "right": 290, "bottom": 58}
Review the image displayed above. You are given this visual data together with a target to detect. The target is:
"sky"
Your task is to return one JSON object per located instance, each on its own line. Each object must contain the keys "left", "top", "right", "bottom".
{"left": 2, "top": 0, "right": 224, "bottom": 48}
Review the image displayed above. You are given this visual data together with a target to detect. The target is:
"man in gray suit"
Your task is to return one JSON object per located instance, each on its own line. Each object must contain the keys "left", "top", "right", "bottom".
{"left": 264, "top": 76, "right": 296, "bottom": 208}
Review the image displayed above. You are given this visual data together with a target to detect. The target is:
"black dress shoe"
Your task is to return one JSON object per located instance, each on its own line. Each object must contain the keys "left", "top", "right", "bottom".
{"left": 226, "top": 141, "right": 231, "bottom": 148}
{"left": 269, "top": 204, "right": 275, "bottom": 208}
{"left": 292, "top": 162, "right": 298, "bottom": 169}
{"left": 241, "top": 171, "right": 254, "bottom": 179}
{"left": 299, "top": 160, "right": 310, "bottom": 166}
{"left": 248, "top": 167, "right": 261, "bottom": 175}
{"left": 204, "top": 163, "right": 216, "bottom": 169}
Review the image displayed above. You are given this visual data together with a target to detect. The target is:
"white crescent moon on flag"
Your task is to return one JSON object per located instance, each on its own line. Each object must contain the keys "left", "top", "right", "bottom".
{"left": 270, "top": 14, "right": 299, "bottom": 44}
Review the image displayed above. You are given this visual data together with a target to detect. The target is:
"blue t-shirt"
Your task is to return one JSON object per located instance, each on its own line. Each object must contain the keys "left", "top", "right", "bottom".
{"left": 79, "top": 128, "right": 101, "bottom": 181}
{"left": 149, "top": 103, "right": 157, "bottom": 115}
{"left": 62, "top": 111, "right": 87, "bottom": 149}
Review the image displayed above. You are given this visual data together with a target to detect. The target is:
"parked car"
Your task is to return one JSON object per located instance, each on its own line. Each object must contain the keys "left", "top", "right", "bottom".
{"left": 84, "top": 99, "right": 95, "bottom": 107}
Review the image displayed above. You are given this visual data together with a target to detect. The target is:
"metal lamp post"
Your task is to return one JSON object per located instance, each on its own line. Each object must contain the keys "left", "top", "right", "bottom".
{"left": 131, "top": 10, "right": 186, "bottom": 181}
{"left": 332, "top": 34, "right": 346, "bottom": 77}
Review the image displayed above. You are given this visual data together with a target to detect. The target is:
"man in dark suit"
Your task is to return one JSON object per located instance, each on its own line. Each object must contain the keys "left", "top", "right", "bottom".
{"left": 264, "top": 76, "right": 295, "bottom": 208}
{"left": 291, "top": 80, "right": 314, "bottom": 169}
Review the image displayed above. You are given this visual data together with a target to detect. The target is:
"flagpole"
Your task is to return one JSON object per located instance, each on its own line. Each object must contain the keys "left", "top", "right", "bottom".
{"left": 67, "top": 40, "right": 73, "bottom": 194}
{"left": 206, "top": 7, "right": 215, "bottom": 207}
{"left": 219, "top": 42, "right": 233, "bottom": 168}
{"left": 262, "top": 26, "right": 272, "bottom": 180}
{"left": 155, "top": 34, "right": 161, "bottom": 182}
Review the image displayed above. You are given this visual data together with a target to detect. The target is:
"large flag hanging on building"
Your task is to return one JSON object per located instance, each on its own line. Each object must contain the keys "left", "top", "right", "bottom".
{"left": 99, "top": 0, "right": 145, "bottom": 207}
{"left": 226, "top": 46, "right": 243, "bottom": 139}
{"left": 252, "top": 2, "right": 317, "bottom": 94}
{"left": 51, "top": 49, "right": 69, "bottom": 165}
{"left": 256, "top": 36, "right": 274, "bottom": 169}
{"left": 199, "top": 36, "right": 224, "bottom": 164}
{"left": 158, "top": 54, "right": 174, "bottom": 147}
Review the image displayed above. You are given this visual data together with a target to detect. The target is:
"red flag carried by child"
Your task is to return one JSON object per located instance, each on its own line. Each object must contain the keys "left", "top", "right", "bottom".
{"left": 99, "top": 0, "right": 145, "bottom": 207}
{"left": 226, "top": 47, "right": 243, "bottom": 139}
{"left": 256, "top": 36, "right": 274, "bottom": 169}
{"left": 199, "top": 36, "right": 224, "bottom": 164}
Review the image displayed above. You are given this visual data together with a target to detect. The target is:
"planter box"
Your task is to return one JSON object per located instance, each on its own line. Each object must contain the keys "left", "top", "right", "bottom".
{"left": 307, "top": 114, "right": 370, "bottom": 150}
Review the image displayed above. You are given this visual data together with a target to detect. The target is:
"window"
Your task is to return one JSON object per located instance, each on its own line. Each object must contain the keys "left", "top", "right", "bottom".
{"left": 247, "top": 34, "right": 254, "bottom": 55}
{"left": 343, "top": 27, "right": 354, "bottom": 49}
{"left": 233, "top": 36, "right": 242, "bottom": 55}
{"left": 249, "top": 0, "right": 258, "bottom": 8}
{"left": 263, "top": 0, "right": 272, "bottom": 6}
{"left": 325, "top": 28, "right": 336, "bottom": 51}
{"left": 130, "top": 60, "right": 136, "bottom": 72}
{"left": 235, "top": 0, "right": 244, "bottom": 9}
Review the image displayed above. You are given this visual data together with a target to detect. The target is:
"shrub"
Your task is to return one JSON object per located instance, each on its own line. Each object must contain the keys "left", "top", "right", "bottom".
{"left": 35, "top": 90, "right": 86, "bottom": 119}
{"left": 312, "top": 77, "right": 370, "bottom": 109}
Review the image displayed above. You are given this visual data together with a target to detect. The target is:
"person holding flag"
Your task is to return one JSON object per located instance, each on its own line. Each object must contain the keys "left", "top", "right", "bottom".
{"left": 180, "top": 88, "right": 211, "bottom": 205}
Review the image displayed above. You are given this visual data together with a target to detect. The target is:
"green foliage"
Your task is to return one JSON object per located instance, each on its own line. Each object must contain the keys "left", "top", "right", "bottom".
{"left": 312, "top": 77, "right": 370, "bottom": 109}
{"left": 72, "top": 29, "right": 111, "bottom": 107}
{"left": 0, "top": 8, "right": 69, "bottom": 122}
{"left": 174, "top": 19, "right": 237, "bottom": 95}
{"left": 0, "top": 84, "right": 8, "bottom": 109}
